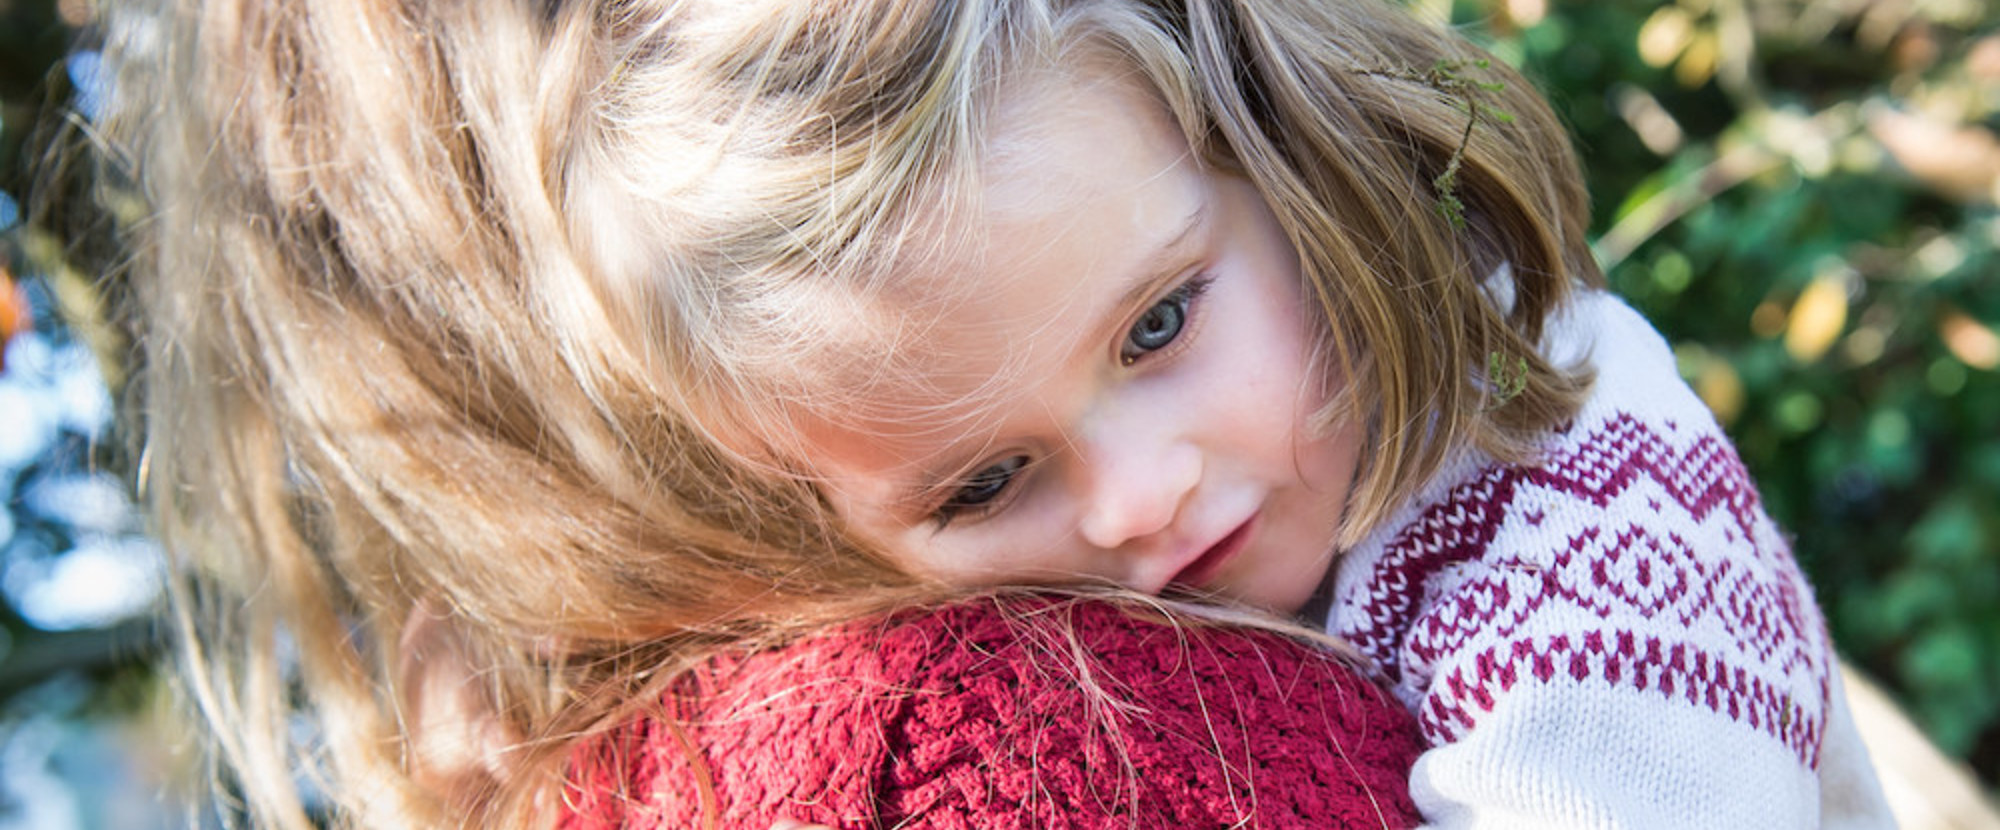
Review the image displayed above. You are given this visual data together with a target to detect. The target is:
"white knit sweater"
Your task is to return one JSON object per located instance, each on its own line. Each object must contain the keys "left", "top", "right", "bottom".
{"left": 1327, "top": 290, "right": 1894, "bottom": 828}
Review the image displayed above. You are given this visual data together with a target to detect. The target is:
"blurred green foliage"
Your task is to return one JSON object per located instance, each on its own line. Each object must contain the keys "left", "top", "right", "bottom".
{"left": 0, "top": 0, "right": 1995, "bottom": 812}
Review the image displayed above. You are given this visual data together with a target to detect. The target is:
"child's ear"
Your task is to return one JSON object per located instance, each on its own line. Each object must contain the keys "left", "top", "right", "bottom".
{"left": 396, "top": 599, "right": 517, "bottom": 810}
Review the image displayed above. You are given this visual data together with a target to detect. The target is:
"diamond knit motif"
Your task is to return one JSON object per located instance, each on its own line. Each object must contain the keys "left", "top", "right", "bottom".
{"left": 1334, "top": 411, "right": 1831, "bottom": 768}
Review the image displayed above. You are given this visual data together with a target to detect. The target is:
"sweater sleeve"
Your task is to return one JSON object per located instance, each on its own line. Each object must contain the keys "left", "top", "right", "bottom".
{"left": 564, "top": 596, "right": 1426, "bottom": 830}
{"left": 1329, "top": 292, "right": 1893, "bottom": 829}
{"left": 1349, "top": 456, "right": 1855, "bottom": 828}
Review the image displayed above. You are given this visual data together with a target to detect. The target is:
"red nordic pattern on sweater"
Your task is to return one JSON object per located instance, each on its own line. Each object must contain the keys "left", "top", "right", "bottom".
{"left": 1332, "top": 411, "right": 1831, "bottom": 767}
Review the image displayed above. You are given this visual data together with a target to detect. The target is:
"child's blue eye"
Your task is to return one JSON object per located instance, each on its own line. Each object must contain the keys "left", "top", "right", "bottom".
{"left": 935, "top": 455, "right": 1029, "bottom": 527}
{"left": 1120, "top": 276, "right": 1211, "bottom": 365}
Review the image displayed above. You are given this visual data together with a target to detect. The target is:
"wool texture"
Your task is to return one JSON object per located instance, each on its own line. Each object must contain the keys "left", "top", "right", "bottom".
{"left": 562, "top": 597, "right": 1424, "bottom": 829}
{"left": 1329, "top": 289, "right": 1894, "bottom": 828}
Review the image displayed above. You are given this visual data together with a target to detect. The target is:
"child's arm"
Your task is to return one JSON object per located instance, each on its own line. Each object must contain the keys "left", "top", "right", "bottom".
{"left": 1331, "top": 292, "right": 1894, "bottom": 828}
{"left": 1346, "top": 453, "right": 1889, "bottom": 828}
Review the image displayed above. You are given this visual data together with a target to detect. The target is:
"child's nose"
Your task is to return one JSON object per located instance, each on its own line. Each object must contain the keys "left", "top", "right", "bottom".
{"left": 1075, "top": 433, "right": 1201, "bottom": 551}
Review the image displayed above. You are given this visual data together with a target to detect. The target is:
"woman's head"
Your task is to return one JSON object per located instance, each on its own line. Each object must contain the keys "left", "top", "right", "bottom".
{"left": 109, "top": 0, "right": 1594, "bottom": 824}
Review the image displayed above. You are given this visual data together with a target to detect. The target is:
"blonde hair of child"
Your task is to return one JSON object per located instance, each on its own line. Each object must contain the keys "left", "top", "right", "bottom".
{"left": 101, "top": 0, "right": 1598, "bottom": 826}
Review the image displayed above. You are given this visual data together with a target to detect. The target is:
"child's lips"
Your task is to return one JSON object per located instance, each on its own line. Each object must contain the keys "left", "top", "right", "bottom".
{"left": 1169, "top": 515, "right": 1257, "bottom": 591}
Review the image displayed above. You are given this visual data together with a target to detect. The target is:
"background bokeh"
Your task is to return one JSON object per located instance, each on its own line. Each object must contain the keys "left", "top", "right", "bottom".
{"left": 0, "top": 0, "right": 1994, "bottom": 826}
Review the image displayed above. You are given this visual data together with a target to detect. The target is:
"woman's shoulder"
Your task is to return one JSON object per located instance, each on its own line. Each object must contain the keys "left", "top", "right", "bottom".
{"left": 563, "top": 595, "right": 1423, "bottom": 829}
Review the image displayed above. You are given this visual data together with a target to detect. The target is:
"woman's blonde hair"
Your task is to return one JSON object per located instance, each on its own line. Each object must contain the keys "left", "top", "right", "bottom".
{"left": 101, "top": 0, "right": 1596, "bottom": 826}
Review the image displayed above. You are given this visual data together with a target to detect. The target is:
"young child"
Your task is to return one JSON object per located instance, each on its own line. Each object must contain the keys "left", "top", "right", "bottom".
{"left": 98, "top": 0, "right": 1891, "bottom": 826}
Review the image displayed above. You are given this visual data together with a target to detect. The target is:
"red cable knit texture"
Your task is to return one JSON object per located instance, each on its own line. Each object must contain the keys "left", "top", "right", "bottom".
{"left": 563, "top": 597, "right": 1422, "bottom": 829}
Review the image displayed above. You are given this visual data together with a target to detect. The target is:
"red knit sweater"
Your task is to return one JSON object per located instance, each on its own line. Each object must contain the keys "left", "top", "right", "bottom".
{"left": 562, "top": 597, "right": 1422, "bottom": 829}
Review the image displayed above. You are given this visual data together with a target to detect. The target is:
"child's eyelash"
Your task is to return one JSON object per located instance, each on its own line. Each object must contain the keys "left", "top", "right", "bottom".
{"left": 931, "top": 454, "right": 1032, "bottom": 530}
{"left": 1174, "top": 273, "right": 1215, "bottom": 303}
{"left": 1121, "top": 273, "right": 1215, "bottom": 366}
{"left": 1155, "top": 274, "right": 1214, "bottom": 318}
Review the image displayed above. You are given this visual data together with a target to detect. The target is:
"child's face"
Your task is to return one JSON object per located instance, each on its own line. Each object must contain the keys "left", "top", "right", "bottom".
{"left": 805, "top": 65, "right": 1363, "bottom": 616}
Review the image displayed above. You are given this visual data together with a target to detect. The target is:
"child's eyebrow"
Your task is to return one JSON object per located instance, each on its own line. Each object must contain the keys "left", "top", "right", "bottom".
{"left": 1093, "top": 200, "right": 1212, "bottom": 338}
